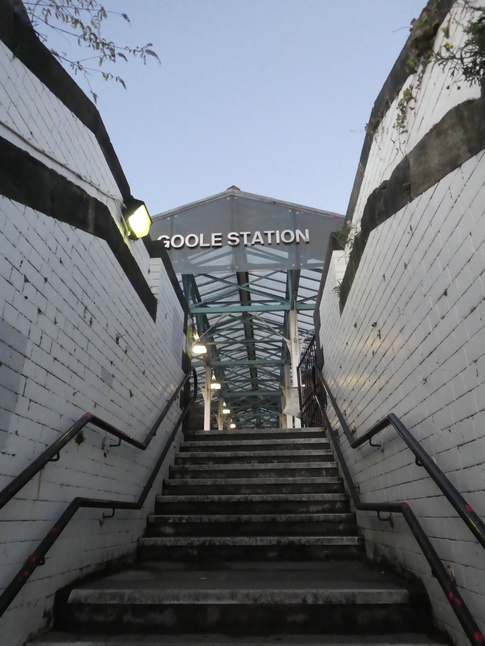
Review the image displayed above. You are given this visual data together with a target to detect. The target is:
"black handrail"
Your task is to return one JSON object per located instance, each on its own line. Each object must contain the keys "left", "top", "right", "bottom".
{"left": 0, "top": 369, "right": 197, "bottom": 617}
{"left": 0, "top": 370, "right": 194, "bottom": 511}
{"left": 312, "top": 366, "right": 484, "bottom": 646}
{"left": 316, "top": 369, "right": 485, "bottom": 550}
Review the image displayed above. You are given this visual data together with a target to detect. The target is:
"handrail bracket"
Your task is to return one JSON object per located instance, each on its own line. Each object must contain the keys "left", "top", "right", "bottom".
{"left": 377, "top": 511, "right": 394, "bottom": 527}
{"left": 99, "top": 509, "right": 116, "bottom": 526}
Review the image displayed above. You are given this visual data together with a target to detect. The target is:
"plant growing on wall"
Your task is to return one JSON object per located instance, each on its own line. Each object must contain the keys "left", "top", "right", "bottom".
{"left": 435, "top": 7, "right": 485, "bottom": 83}
{"left": 392, "top": 7, "right": 441, "bottom": 136}
{"left": 394, "top": 86, "right": 416, "bottom": 135}
{"left": 333, "top": 221, "right": 356, "bottom": 253}
{"left": 393, "top": 3, "right": 485, "bottom": 136}
{"left": 21, "top": 0, "right": 160, "bottom": 100}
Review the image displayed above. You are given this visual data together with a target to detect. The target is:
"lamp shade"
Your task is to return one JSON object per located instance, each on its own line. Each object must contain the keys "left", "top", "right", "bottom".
{"left": 124, "top": 197, "right": 152, "bottom": 239}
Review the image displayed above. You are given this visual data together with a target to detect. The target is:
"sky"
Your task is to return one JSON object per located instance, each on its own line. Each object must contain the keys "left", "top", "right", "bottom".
{"left": 41, "top": 0, "right": 427, "bottom": 217}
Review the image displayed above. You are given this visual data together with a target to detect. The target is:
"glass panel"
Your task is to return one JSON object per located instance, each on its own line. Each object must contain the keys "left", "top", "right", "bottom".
{"left": 151, "top": 193, "right": 343, "bottom": 273}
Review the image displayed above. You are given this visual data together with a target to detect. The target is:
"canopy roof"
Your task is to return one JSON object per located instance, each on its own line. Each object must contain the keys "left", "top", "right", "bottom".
{"left": 152, "top": 188, "right": 343, "bottom": 428}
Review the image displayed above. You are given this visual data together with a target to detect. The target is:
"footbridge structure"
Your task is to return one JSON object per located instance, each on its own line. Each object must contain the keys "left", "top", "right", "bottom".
{"left": 151, "top": 187, "right": 343, "bottom": 430}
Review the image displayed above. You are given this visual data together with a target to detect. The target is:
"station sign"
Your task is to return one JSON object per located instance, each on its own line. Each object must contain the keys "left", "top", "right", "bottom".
{"left": 150, "top": 192, "right": 343, "bottom": 273}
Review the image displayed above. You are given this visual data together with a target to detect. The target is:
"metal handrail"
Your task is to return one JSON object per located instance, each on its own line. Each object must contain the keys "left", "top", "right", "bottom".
{"left": 311, "top": 366, "right": 484, "bottom": 646}
{"left": 0, "top": 369, "right": 197, "bottom": 617}
{"left": 315, "top": 368, "right": 485, "bottom": 549}
{"left": 0, "top": 370, "right": 194, "bottom": 511}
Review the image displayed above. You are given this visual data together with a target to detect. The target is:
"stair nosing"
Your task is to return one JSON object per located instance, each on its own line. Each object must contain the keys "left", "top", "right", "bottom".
{"left": 147, "top": 513, "right": 355, "bottom": 523}
{"left": 181, "top": 439, "right": 329, "bottom": 447}
{"left": 171, "top": 462, "right": 337, "bottom": 470}
{"left": 29, "top": 633, "right": 450, "bottom": 645}
{"left": 67, "top": 588, "right": 409, "bottom": 606}
{"left": 138, "top": 536, "right": 363, "bottom": 546}
{"left": 184, "top": 428, "right": 324, "bottom": 436}
{"left": 176, "top": 450, "right": 333, "bottom": 457}
{"left": 164, "top": 477, "right": 343, "bottom": 485}
{"left": 156, "top": 493, "right": 349, "bottom": 502}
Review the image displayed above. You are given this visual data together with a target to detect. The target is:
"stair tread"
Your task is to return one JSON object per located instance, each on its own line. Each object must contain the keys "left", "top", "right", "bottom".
{"left": 182, "top": 439, "right": 328, "bottom": 447}
{"left": 37, "top": 426, "right": 440, "bottom": 643}
{"left": 185, "top": 428, "right": 324, "bottom": 436}
{"left": 139, "top": 536, "right": 362, "bottom": 545}
{"left": 171, "top": 462, "right": 337, "bottom": 471}
{"left": 148, "top": 513, "right": 355, "bottom": 522}
{"left": 29, "top": 633, "right": 450, "bottom": 645}
{"left": 157, "top": 495, "right": 348, "bottom": 503}
{"left": 176, "top": 450, "right": 333, "bottom": 457}
{"left": 65, "top": 560, "right": 417, "bottom": 606}
{"left": 165, "top": 477, "right": 342, "bottom": 485}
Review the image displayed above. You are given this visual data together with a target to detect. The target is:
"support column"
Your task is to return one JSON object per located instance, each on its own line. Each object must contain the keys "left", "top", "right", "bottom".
{"left": 202, "top": 365, "right": 212, "bottom": 431}
{"left": 217, "top": 397, "right": 224, "bottom": 431}
{"left": 282, "top": 363, "right": 292, "bottom": 429}
{"left": 288, "top": 308, "right": 301, "bottom": 429}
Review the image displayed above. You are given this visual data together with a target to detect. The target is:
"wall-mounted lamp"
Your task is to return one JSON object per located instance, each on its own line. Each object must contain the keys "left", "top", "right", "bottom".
{"left": 210, "top": 382, "right": 222, "bottom": 390}
{"left": 192, "top": 343, "right": 207, "bottom": 355}
{"left": 222, "top": 407, "right": 230, "bottom": 415}
{"left": 123, "top": 197, "right": 152, "bottom": 239}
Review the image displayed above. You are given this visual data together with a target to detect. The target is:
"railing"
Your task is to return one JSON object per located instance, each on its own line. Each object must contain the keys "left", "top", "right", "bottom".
{"left": 297, "top": 335, "right": 322, "bottom": 427}
{"left": 312, "top": 366, "right": 485, "bottom": 646}
{"left": 0, "top": 368, "right": 197, "bottom": 617}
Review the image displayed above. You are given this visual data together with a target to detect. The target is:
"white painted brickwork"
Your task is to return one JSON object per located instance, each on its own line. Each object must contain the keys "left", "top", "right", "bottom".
{"left": 0, "top": 39, "right": 150, "bottom": 275}
{"left": 0, "top": 39, "right": 187, "bottom": 646}
{"left": 0, "top": 195, "right": 186, "bottom": 646}
{"left": 0, "top": 41, "right": 119, "bottom": 204}
{"left": 350, "top": 1, "right": 483, "bottom": 239}
{"left": 317, "top": 3, "right": 485, "bottom": 640}
{"left": 319, "top": 150, "right": 485, "bottom": 646}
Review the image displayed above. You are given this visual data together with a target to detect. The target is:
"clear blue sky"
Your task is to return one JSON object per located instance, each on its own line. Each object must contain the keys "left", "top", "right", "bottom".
{"left": 45, "top": 1, "right": 427, "bottom": 216}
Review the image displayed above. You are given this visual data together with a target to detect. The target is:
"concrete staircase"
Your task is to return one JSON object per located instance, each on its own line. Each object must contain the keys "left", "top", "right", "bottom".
{"left": 29, "top": 427, "right": 448, "bottom": 645}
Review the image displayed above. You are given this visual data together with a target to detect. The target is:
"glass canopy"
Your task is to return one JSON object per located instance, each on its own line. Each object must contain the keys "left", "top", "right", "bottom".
{"left": 151, "top": 187, "right": 343, "bottom": 429}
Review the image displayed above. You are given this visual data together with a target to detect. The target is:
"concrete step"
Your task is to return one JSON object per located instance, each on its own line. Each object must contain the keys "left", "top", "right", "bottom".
{"left": 28, "top": 634, "right": 451, "bottom": 645}
{"left": 137, "top": 536, "right": 364, "bottom": 561}
{"left": 169, "top": 462, "right": 339, "bottom": 480}
{"left": 49, "top": 561, "right": 432, "bottom": 637}
{"left": 184, "top": 428, "right": 325, "bottom": 441}
{"left": 154, "top": 493, "right": 350, "bottom": 515}
{"left": 145, "top": 513, "right": 358, "bottom": 537}
{"left": 174, "top": 449, "right": 335, "bottom": 465}
{"left": 180, "top": 438, "right": 330, "bottom": 453}
{"left": 162, "top": 477, "right": 344, "bottom": 496}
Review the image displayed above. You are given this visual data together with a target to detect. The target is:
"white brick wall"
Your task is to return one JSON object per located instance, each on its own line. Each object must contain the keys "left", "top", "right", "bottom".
{"left": 0, "top": 39, "right": 150, "bottom": 274}
{"left": 317, "top": 2, "right": 485, "bottom": 639}
{"left": 349, "top": 1, "right": 483, "bottom": 239}
{"left": 319, "top": 150, "right": 485, "bottom": 645}
{"left": 0, "top": 31, "right": 188, "bottom": 646}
